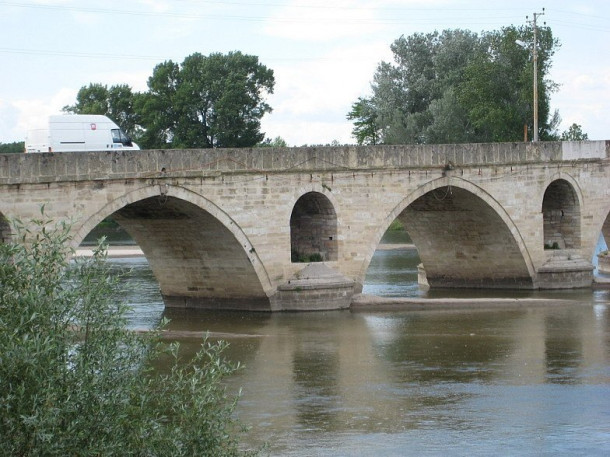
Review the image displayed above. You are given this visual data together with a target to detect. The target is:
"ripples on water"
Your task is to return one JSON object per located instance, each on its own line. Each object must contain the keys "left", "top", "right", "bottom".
{"left": 107, "top": 257, "right": 165, "bottom": 330}
{"left": 106, "top": 242, "right": 610, "bottom": 456}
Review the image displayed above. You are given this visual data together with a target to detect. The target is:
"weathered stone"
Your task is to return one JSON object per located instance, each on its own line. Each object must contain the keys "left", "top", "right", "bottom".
{"left": 0, "top": 141, "right": 608, "bottom": 311}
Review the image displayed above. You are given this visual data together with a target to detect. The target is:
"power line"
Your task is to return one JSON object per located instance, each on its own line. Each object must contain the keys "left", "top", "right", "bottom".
{"left": 0, "top": 1, "right": 531, "bottom": 24}
{"left": 2, "top": 1, "right": 609, "bottom": 27}
{"left": 0, "top": 46, "right": 376, "bottom": 63}
{"left": 0, "top": 47, "right": 164, "bottom": 61}
{"left": 553, "top": 8, "right": 610, "bottom": 21}
{"left": 551, "top": 19, "right": 610, "bottom": 33}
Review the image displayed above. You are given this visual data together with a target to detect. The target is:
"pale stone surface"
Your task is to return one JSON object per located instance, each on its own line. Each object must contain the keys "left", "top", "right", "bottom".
{"left": 598, "top": 253, "right": 610, "bottom": 274}
{"left": 351, "top": 294, "right": 579, "bottom": 311}
{"left": 1, "top": 141, "right": 608, "bottom": 310}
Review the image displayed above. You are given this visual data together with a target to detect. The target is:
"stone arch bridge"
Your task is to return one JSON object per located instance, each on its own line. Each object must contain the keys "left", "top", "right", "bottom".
{"left": 1, "top": 141, "right": 609, "bottom": 311}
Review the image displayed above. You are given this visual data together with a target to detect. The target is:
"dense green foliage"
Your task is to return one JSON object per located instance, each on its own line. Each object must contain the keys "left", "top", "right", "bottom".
{"left": 0, "top": 213, "right": 257, "bottom": 456}
{"left": 256, "top": 136, "right": 288, "bottom": 148}
{"left": 346, "top": 97, "right": 380, "bottom": 145}
{"left": 64, "top": 51, "right": 275, "bottom": 149}
{"left": 561, "top": 123, "right": 589, "bottom": 141}
{"left": 0, "top": 141, "right": 24, "bottom": 153}
{"left": 291, "top": 250, "right": 323, "bottom": 263}
{"left": 64, "top": 83, "right": 141, "bottom": 140}
{"left": 350, "top": 26, "right": 561, "bottom": 144}
{"left": 387, "top": 219, "right": 405, "bottom": 231}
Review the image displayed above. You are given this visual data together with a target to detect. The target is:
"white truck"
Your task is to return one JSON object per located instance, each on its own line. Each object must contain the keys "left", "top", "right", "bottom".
{"left": 25, "top": 114, "right": 140, "bottom": 153}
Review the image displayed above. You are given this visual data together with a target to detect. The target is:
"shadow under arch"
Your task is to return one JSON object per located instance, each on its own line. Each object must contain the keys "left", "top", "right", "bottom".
{"left": 290, "top": 191, "right": 338, "bottom": 262}
{"left": 541, "top": 176, "right": 582, "bottom": 249}
{"left": 72, "top": 185, "right": 273, "bottom": 310}
{"left": 359, "top": 176, "right": 535, "bottom": 289}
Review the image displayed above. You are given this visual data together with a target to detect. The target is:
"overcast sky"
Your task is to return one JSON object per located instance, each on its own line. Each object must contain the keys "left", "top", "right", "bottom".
{"left": 0, "top": 0, "right": 608, "bottom": 146}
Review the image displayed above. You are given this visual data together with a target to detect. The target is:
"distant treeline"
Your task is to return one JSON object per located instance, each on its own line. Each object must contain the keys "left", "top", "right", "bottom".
{"left": 0, "top": 142, "right": 24, "bottom": 153}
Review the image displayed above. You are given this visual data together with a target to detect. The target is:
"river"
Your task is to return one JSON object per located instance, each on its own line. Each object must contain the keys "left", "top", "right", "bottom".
{"left": 106, "top": 232, "right": 610, "bottom": 456}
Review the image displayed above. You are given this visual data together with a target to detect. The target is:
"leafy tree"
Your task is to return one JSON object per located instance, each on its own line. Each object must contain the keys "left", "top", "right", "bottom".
{"left": 107, "top": 84, "right": 141, "bottom": 138}
{"left": 425, "top": 87, "right": 471, "bottom": 143}
{"left": 257, "top": 136, "right": 288, "bottom": 147}
{"left": 457, "top": 25, "right": 559, "bottom": 142}
{"left": 368, "top": 30, "right": 482, "bottom": 144}
{"left": 347, "top": 97, "right": 380, "bottom": 145}
{"left": 561, "top": 123, "right": 589, "bottom": 141}
{"left": 0, "top": 141, "right": 24, "bottom": 153}
{"left": 63, "top": 83, "right": 140, "bottom": 139}
{"left": 65, "top": 52, "right": 274, "bottom": 150}
{"left": 135, "top": 60, "right": 181, "bottom": 148}
{"left": 0, "top": 213, "right": 258, "bottom": 456}
{"left": 352, "top": 26, "right": 560, "bottom": 144}
{"left": 138, "top": 51, "right": 274, "bottom": 149}
{"left": 64, "top": 82, "right": 109, "bottom": 115}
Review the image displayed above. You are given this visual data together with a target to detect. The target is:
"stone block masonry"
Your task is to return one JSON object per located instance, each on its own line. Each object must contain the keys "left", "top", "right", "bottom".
{"left": 1, "top": 140, "right": 608, "bottom": 310}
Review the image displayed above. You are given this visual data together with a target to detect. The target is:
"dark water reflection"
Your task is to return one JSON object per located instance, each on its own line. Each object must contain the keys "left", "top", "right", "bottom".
{"left": 110, "top": 251, "right": 610, "bottom": 456}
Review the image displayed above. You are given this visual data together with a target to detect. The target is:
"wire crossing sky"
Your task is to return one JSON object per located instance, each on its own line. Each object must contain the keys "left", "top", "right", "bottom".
{"left": 0, "top": 0, "right": 608, "bottom": 145}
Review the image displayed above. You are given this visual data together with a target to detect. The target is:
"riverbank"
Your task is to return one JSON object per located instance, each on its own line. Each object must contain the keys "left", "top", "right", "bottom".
{"left": 75, "top": 245, "right": 143, "bottom": 257}
{"left": 375, "top": 243, "right": 416, "bottom": 250}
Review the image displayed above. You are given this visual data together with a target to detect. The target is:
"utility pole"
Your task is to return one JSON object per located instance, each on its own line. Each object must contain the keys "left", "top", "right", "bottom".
{"left": 527, "top": 8, "right": 544, "bottom": 142}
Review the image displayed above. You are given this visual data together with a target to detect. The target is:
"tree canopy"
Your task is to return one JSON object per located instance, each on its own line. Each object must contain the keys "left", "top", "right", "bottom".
{"left": 0, "top": 141, "right": 24, "bottom": 153}
{"left": 65, "top": 51, "right": 275, "bottom": 149}
{"left": 347, "top": 97, "right": 380, "bottom": 145}
{"left": 561, "top": 123, "right": 588, "bottom": 141}
{"left": 349, "top": 26, "right": 561, "bottom": 145}
{"left": 64, "top": 83, "right": 140, "bottom": 139}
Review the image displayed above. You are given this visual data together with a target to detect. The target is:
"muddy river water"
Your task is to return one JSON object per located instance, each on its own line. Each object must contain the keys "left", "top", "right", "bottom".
{"left": 108, "top": 235, "right": 610, "bottom": 456}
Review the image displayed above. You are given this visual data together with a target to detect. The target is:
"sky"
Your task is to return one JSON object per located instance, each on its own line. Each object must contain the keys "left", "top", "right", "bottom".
{"left": 0, "top": 0, "right": 608, "bottom": 146}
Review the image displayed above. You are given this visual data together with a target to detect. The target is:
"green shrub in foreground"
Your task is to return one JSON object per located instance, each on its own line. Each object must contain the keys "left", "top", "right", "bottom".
{"left": 0, "top": 214, "right": 257, "bottom": 456}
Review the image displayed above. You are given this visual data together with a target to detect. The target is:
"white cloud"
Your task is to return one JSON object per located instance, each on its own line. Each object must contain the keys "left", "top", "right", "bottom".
{"left": 137, "top": 0, "right": 172, "bottom": 13}
{"left": 2, "top": 67, "right": 154, "bottom": 143}
{"left": 0, "top": 101, "right": 20, "bottom": 142}
{"left": 31, "top": 0, "right": 73, "bottom": 4}
{"left": 262, "top": 119, "right": 354, "bottom": 146}
{"left": 263, "top": 0, "right": 384, "bottom": 41}
{"left": 1, "top": 88, "right": 77, "bottom": 142}
{"left": 553, "top": 69, "right": 610, "bottom": 140}
{"left": 272, "top": 41, "right": 390, "bottom": 114}
{"left": 98, "top": 70, "right": 151, "bottom": 92}
{"left": 262, "top": 40, "right": 392, "bottom": 145}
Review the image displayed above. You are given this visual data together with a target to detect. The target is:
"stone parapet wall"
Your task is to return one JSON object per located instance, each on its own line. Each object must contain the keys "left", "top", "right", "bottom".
{"left": 1, "top": 141, "right": 608, "bottom": 185}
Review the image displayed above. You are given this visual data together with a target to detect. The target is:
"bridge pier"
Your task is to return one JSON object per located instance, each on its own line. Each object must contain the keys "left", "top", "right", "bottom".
{"left": 272, "top": 263, "right": 355, "bottom": 311}
{"left": 162, "top": 295, "right": 273, "bottom": 311}
{"left": 536, "top": 252, "right": 595, "bottom": 289}
{"left": 418, "top": 258, "right": 595, "bottom": 291}
{"left": 1, "top": 141, "right": 608, "bottom": 311}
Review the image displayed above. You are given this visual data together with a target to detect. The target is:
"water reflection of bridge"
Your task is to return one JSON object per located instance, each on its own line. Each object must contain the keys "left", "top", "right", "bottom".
{"left": 161, "top": 305, "right": 608, "bottom": 446}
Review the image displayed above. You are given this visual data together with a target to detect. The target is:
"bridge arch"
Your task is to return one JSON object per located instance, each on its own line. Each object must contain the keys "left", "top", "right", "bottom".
{"left": 541, "top": 176, "right": 583, "bottom": 249}
{"left": 360, "top": 177, "right": 535, "bottom": 289}
{"left": 290, "top": 191, "right": 338, "bottom": 262}
{"left": 73, "top": 184, "right": 273, "bottom": 310}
